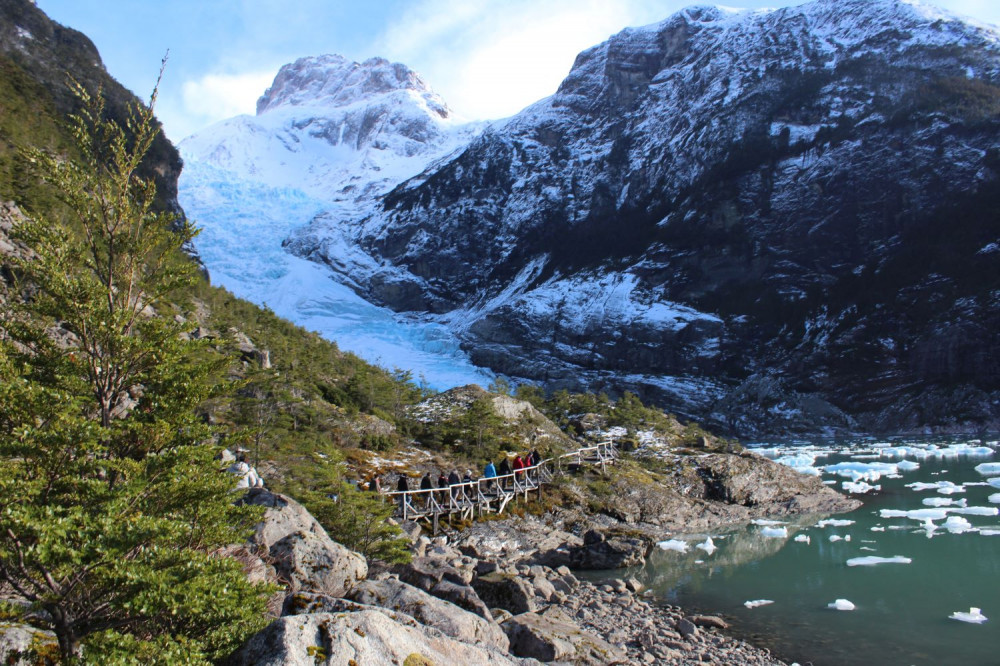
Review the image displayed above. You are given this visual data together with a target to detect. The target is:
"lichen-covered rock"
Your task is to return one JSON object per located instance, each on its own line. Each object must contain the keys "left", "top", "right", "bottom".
{"left": 229, "top": 611, "right": 534, "bottom": 666}
{"left": 270, "top": 530, "right": 367, "bottom": 597}
{"left": 0, "top": 624, "right": 58, "bottom": 666}
{"left": 502, "top": 612, "right": 628, "bottom": 664}
{"left": 348, "top": 579, "right": 509, "bottom": 652}
{"left": 393, "top": 555, "right": 472, "bottom": 591}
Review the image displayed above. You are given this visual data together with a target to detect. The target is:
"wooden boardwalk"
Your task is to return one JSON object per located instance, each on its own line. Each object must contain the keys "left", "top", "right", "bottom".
{"left": 381, "top": 442, "right": 617, "bottom": 534}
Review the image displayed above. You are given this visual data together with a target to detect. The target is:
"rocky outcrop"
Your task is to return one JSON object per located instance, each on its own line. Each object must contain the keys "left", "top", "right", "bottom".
{"left": 472, "top": 573, "right": 539, "bottom": 615}
{"left": 228, "top": 611, "right": 532, "bottom": 666}
{"left": 503, "top": 611, "right": 628, "bottom": 664}
{"left": 239, "top": 489, "right": 368, "bottom": 596}
{"left": 348, "top": 579, "right": 509, "bottom": 652}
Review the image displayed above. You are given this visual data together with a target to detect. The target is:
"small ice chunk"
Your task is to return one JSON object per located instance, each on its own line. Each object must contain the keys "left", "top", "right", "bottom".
{"left": 980, "top": 529, "right": 1000, "bottom": 536}
{"left": 658, "top": 539, "right": 689, "bottom": 553}
{"left": 975, "top": 463, "right": 1000, "bottom": 476}
{"left": 829, "top": 535, "right": 843, "bottom": 542}
{"left": 828, "top": 599, "right": 856, "bottom": 611}
{"left": 896, "top": 460, "right": 920, "bottom": 471}
{"left": 989, "top": 493, "right": 1000, "bottom": 504}
{"left": 794, "top": 534, "right": 811, "bottom": 544}
{"left": 744, "top": 599, "right": 775, "bottom": 609}
{"left": 860, "top": 546, "right": 877, "bottom": 552}
{"left": 847, "top": 555, "right": 912, "bottom": 566}
{"left": 752, "top": 519, "right": 785, "bottom": 526}
{"left": 843, "top": 481, "right": 880, "bottom": 493}
{"left": 845, "top": 534, "right": 851, "bottom": 542}
{"left": 871, "top": 526, "right": 886, "bottom": 532}
{"left": 760, "top": 526, "right": 788, "bottom": 538}
{"left": 697, "top": 537, "right": 717, "bottom": 555}
{"left": 881, "top": 508, "right": 948, "bottom": 520}
{"left": 989, "top": 478, "right": 1000, "bottom": 489}
{"left": 923, "top": 497, "right": 965, "bottom": 507}
{"left": 944, "top": 516, "right": 974, "bottom": 534}
{"left": 949, "top": 607, "right": 988, "bottom": 624}
{"left": 817, "top": 519, "right": 855, "bottom": 528}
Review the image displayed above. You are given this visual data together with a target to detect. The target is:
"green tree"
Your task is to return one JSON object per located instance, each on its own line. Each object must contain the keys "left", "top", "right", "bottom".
{"left": 459, "top": 395, "right": 504, "bottom": 456}
{"left": 283, "top": 452, "right": 411, "bottom": 565}
{"left": 0, "top": 75, "right": 272, "bottom": 662}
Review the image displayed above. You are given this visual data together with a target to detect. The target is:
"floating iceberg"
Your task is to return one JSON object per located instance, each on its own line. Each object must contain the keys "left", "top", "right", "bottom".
{"left": 949, "top": 506, "right": 999, "bottom": 517}
{"left": 794, "top": 534, "right": 811, "bottom": 544}
{"left": 975, "top": 463, "right": 1000, "bottom": 476}
{"left": 943, "top": 516, "right": 974, "bottom": 534}
{"left": 752, "top": 519, "right": 785, "bottom": 526}
{"left": 847, "top": 555, "right": 912, "bottom": 566}
{"left": 744, "top": 599, "right": 775, "bottom": 609}
{"left": 829, "top": 535, "right": 843, "bottom": 542}
{"left": 828, "top": 599, "right": 856, "bottom": 611}
{"left": 843, "top": 481, "right": 880, "bottom": 493}
{"left": 871, "top": 526, "right": 886, "bottom": 532}
{"left": 989, "top": 493, "right": 1000, "bottom": 504}
{"left": 657, "top": 539, "right": 689, "bottom": 553}
{"left": 697, "top": 537, "right": 717, "bottom": 555}
{"left": 907, "top": 481, "right": 966, "bottom": 495}
{"left": 760, "top": 526, "right": 788, "bottom": 538}
{"left": 825, "top": 461, "right": 899, "bottom": 482}
{"left": 922, "top": 497, "right": 965, "bottom": 507}
{"left": 817, "top": 519, "right": 855, "bottom": 528}
{"left": 949, "top": 607, "right": 988, "bottom": 624}
{"left": 881, "top": 508, "right": 948, "bottom": 520}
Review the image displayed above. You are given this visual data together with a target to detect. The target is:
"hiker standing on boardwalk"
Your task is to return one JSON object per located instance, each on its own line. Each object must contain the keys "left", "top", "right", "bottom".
{"left": 396, "top": 474, "right": 409, "bottom": 511}
{"left": 484, "top": 460, "right": 497, "bottom": 490}
{"left": 498, "top": 456, "right": 512, "bottom": 490}
{"left": 448, "top": 469, "right": 461, "bottom": 501}
{"left": 420, "top": 472, "right": 433, "bottom": 509}
{"left": 512, "top": 455, "right": 525, "bottom": 483}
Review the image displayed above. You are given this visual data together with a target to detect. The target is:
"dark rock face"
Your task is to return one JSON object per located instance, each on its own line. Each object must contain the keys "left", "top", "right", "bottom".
{"left": 0, "top": 0, "right": 183, "bottom": 214}
{"left": 290, "top": 0, "right": 1000, "bottom": 436}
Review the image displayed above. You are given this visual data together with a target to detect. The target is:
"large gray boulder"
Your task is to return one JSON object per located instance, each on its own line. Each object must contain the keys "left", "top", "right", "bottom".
{"left": 430, "top": 579, "right": 493, "bottom": 620}
{"left": 472, "top": 573, "right": 538, "bottom": 615}
{"left": 348, "top": 579, "right": 509, "bottom": 652}
{"left": 502, "top": 612, "right": 628, "bottom": 664}
{"left": 393, "top": 555, "right": 472, "bottom": 591}
{"left": 270, "top": 530, "right": 367, "bottom": 597}
{"left": 238, "top": 489, "right": 368, "bottom": 596}
{"left": 230, "top": 611, "right": 535, "bottom": 666}
{"left": 240, "top": 489, "right": 326, "bottom": 550}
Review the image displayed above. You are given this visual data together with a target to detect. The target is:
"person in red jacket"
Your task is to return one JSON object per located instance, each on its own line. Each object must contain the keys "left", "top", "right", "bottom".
{"left": 513, "top": 454, "right": 525, "bottom": 483}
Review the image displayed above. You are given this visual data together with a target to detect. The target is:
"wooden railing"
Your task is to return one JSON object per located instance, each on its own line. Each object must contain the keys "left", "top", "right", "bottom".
{"left": 380, "top": 440, "right": 617, "bottom": 533}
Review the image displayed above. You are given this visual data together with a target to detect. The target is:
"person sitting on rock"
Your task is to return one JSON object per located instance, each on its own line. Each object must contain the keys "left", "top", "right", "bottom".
{"left": 226, "top": 453, "right": 265, "bottom": 490}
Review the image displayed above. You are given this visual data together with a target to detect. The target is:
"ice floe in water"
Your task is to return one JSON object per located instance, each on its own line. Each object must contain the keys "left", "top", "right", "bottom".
{"left": 744, "top": 599, "right": 774, "bottom": 609}
{"left": 760, "top": 526, "right": 788, "bottom": 538}
{"left": 828, "top": 599, "right": 856, "bottom": 611}
{"left": 829, "top": 535, "right": 844, "bottom": 542}
{"left": 657, "top": 539, "right": 689, "bottom": 553}
{"left": 751, "top": 519, "right": 785, "bottom": 526}
{"left": 794, "top": 534, "right": 811, "bottom": 544}
{"left": 922, "top": 497, "right": 966, "bottom": 507}
{"left": 847, "top": 555, "right": 912, "bottom": 566}
{"left": 907, "top": 480, "right": 966, "bottom": 495}
{"left": 825, "top": 462, "right": 900, "bottom": 482}
{"left": 870, "top": 526, "right": 886, "bottom": 532}
{"left": 949, "top": 506, "right": 999, "bottom": 516}
{"left": 990, "top": 478, "right": 1000, "bottom": 489}
{"left": 989, "top": 493, "right": 1000, "bottom": 504}
{"left": 696, "top": 537, "right": 717, "bottom": 555}
{"left": 944, "top": 516, "right": 974, "bottom": 534}
{"left": 975, "top": 462, "right": 1000, "bottom": 476}
{"left": 881, "top": 508, "right": 948, "bottom": 520}
{"left": 950, "top": 607, "right": 988, "bottom": 624}
{"left": 817, "top": 519, "right": 855, "bottom": 528}
{"left": 843, "top": 480, "right": 880, "bottom": 493}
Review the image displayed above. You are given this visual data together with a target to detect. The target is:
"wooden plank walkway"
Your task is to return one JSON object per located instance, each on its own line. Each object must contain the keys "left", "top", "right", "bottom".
{"left": 381, "top": 441, "right": 618, "bottom": 534}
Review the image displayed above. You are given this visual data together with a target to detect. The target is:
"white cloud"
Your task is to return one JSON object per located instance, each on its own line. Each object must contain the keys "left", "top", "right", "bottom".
{"left": 182, "top": 70, "right": 277, "bottom": 120}
{"left": 374, "top": 0, "right": 692, "bottom": 119}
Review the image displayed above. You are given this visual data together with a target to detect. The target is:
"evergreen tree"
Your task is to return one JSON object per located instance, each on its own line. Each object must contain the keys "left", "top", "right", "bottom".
{"left": 0, "top": 74, "right": 272, "bottom": 662}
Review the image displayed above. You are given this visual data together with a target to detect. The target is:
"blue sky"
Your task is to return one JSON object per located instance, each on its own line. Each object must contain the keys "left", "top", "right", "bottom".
{"left": 35, "top": 0, "right": 1000, "bottom": 143}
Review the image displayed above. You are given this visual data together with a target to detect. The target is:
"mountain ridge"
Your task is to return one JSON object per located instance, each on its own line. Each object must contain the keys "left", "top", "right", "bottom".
{"left": 185, "top": 0, "right": 1000, "bottom": 436}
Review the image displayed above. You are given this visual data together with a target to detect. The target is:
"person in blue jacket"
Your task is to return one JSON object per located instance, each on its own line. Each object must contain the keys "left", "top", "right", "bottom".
{"left": 484, "top": 460, "right": 497, "bottom": 490}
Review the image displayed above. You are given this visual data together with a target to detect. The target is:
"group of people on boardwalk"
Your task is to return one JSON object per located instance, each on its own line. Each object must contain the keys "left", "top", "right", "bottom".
{"left": 390, "top": 449, "right": 543, "bottom": 511}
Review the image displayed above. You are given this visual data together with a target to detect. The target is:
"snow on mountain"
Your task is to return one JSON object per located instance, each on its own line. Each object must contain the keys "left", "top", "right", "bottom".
{"left": 178, "top": 55, "right": 492, "bottom": 389}
{"left": 285, "top": 0, "right": 1000, "bottom": 434}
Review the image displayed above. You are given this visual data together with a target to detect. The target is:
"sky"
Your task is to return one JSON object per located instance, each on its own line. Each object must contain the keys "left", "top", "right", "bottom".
{"left": 34, "top": 0, "right": 1000, "bottom": 144}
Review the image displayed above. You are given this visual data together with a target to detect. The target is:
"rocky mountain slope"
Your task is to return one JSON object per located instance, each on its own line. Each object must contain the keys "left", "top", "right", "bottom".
{"left": 284, "top": 0, "right": 1000, "bottom": 435}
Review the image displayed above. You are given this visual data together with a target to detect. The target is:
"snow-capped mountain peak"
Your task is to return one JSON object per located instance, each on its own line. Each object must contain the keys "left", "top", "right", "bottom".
{"left": 256, "top": 54, "right": 452, "bottom": 120}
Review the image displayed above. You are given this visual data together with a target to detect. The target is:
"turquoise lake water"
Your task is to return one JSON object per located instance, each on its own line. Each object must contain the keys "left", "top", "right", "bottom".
{"left": 638, "top": 437, "right": 1000, "bottom": 666}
